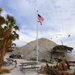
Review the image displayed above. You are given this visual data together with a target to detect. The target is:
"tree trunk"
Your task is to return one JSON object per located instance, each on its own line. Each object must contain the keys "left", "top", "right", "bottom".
{"left": 0, "top": 39, "right": 7, "bottom": 66}
{"left": 0, "top": 30, "right": 11, "bottom": 66}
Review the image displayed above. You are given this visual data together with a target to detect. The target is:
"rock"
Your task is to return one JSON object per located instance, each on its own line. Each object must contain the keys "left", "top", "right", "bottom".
{"left": 11, "top": 38, "right": 57, "bottom": 61}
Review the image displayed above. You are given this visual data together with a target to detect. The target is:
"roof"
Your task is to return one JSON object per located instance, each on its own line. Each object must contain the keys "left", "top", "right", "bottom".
{"left": 52, "top": 45, "right": 73, "bottom": 53}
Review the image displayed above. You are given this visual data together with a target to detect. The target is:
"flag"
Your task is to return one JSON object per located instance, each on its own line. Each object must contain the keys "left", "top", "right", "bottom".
{"left": 38, "top": 14, "right": 44, "bottom": 25}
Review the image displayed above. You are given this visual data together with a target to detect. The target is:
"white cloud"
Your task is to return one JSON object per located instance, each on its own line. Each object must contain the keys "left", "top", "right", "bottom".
{"left": 1, "top": 0, "right": 75, "bottom": 52}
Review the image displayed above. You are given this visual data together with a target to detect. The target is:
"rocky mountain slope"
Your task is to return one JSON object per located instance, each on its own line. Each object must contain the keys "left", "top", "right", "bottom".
{"left": 12, "top": 38, "right": 58, "bottom": 60}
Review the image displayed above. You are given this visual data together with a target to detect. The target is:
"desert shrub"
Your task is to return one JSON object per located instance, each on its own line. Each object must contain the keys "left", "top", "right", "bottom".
{"left": 0, "top": 67, "right": 10, "bottom": 74}
{"left": 40, "top": 59, "right": 47, "bottom": 62}
{"left": 30, "top": 58, "right": 36, "bottom": 61}
{"left": 40, "top": 59, "right": 53, "bottom": 64}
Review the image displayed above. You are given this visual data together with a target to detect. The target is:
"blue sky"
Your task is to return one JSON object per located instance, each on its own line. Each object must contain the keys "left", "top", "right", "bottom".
{"left": 0, "top": 0, "right": 75, "bottom": 54}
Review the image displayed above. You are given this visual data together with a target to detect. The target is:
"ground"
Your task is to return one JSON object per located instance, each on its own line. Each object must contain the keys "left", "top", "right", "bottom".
{"left": 1, "top": 53, "right": 75, "bottom": 75}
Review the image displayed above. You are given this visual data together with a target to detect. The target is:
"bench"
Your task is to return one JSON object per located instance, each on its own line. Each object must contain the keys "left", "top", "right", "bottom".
{"left": 6, "top": 58, "right": 14, "bottom": 66}
{"left": 6, "top": 58, "right": 17, "bottom": 66}
{"left": 19, "top": 61, "right": 40, "bottom": 73}
{"left": 21, "top": 66, "right": 39, "bottom": 73}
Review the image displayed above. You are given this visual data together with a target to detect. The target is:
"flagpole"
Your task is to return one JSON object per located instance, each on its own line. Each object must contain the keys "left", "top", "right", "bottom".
{"left": 36, "top": 10, "right": 38, "bottom": 63}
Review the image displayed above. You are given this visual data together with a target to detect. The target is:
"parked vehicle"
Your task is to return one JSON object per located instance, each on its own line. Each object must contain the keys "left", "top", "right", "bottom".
{"left": 9, "top": 54, "right": 23, "bottom": 59}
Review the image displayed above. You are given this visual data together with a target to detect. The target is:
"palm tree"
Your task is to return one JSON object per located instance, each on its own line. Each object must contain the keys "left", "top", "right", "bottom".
{"left": 0, "top": 7, "right": 5, "bottom": 25}
{"left": 0, "top": 8, "right": 19, "bottom": 66}
{"left": 0, "top": 7, "right": 2, "bottom": 15}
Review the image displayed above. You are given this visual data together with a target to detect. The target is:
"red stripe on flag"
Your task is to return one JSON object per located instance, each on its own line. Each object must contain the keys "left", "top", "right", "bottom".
{"left": 38, "top": 14, "right": 44, "bottom": 25}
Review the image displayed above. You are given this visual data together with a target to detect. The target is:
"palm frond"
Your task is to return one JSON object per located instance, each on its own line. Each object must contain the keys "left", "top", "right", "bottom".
{"left": 14, "top": 25, "right": 19, "bottom": 31}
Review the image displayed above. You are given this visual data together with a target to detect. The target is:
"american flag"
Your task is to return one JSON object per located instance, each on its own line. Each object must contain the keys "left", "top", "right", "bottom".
{"left": 38, "top": 14, "right": 44, "bottom": 25}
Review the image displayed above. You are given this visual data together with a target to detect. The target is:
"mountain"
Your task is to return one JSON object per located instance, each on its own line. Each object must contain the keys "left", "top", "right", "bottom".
{"left": 11, "top": 38, "right": 58, "bottom": 61}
